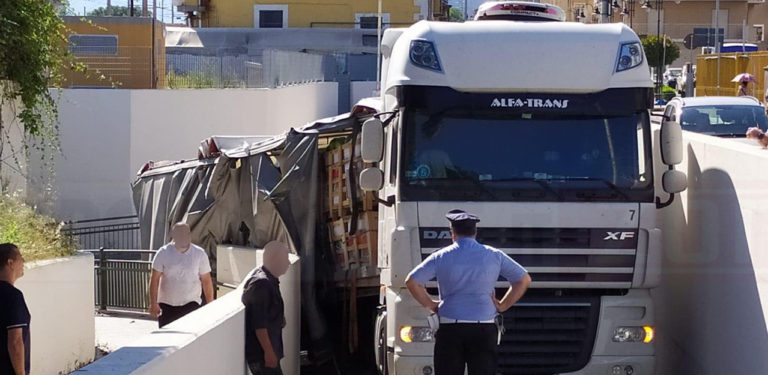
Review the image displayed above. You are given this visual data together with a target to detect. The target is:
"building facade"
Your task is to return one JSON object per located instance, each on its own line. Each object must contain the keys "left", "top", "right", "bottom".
{"left": 62, "top": 16, "right": 165, "bottom": 89}
{"left": 547, "top": 0, "right": 767, "bottom": 66}
{"left": 176, "top": 0, "right": 450, "bottom": 28}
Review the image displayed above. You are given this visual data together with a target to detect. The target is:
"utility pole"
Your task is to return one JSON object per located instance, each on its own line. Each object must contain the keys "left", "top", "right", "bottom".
{"left": 715, "top": 0, "right": 721, "bottom": 95}
{"left": 130, "top": 0, "right": 135, "bottom": 16}
{"left": 151, "top": 0, "right": 157, "bottom": 88}
{"left": 465, "top": 0, "right": 469, "bottom": 20}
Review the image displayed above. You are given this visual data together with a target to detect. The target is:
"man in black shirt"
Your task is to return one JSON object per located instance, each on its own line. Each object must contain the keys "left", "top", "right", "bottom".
{"left": 0, "top": 243, "right": 29, "bottom": 375}
{"left": 242, "top": 241, "right": 291, "bottom": 375}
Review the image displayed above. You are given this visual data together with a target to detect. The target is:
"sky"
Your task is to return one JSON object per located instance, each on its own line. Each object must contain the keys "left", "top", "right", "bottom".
{"left": 67, "top": 0, "right": 183, "bottom": 24}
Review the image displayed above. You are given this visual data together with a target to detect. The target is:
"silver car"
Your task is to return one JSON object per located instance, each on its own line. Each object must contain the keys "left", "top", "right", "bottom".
{"left": 663, "top": 96, "right": 767, "bottom": 137}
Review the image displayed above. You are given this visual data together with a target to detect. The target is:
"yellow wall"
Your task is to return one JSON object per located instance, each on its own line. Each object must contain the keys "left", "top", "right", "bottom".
{"left": 62, "top": 17, "right": 165, "bottom": 89}
{"left": 696, "top": 51, "right": 768, "bottom": 98}
{"left": 185, "top": 0, "right": 422, "bottom": 28}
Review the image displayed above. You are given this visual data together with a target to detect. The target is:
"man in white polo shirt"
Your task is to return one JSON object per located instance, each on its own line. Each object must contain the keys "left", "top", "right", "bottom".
{"left": 149, "top": 222, "right": 214, "bottom": 327}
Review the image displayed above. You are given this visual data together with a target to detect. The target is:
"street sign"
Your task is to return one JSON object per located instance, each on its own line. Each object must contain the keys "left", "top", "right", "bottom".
{"left": 683, "top": 33, "right": 709, "bottom": 50}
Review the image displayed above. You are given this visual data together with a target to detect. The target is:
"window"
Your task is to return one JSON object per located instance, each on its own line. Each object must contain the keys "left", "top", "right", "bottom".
{"left": 755, "top": 25, "right": 764, "bottom": 42}
{"left": 355, "top": 13, "right": 390, "bottom": 29}
{"left": 254, "top": 5, "right": 288, "bottom": 28}
{"left": 360, "top": 16, "right": 379, "bottom": 29}
{"left": 260, "top": 11, "right": 283, "bottom": 28}
{"left": 68, "top": 34, "right": 118, "bottom": 56}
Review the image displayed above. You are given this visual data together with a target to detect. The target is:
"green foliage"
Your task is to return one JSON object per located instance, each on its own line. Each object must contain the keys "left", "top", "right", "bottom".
{"left": 449, "top": 7, "right": 464, "bottom": 21}
{"left": 0, "top": 0, "right": 74, "bottom": 137}
{"left": 166, "top": 70, "right": 218, "bottom": 89}
{"left": 0, "top": 194, "right": 76, "bottom": 262}
{"left": 166, "top": 69, "right": 244, "bottom": 89}
{"left": 661, "top": 85, "right": 676, "bottom": 101}
{"left": 88, "top": 6, "right": 148, "bottom": 17}
{"left": 641, "top": 35, "right": 680, "bottom": 70}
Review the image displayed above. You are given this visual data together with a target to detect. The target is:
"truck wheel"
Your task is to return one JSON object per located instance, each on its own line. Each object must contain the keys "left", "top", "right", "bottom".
{"left": 374, "top": 309, "right": 389, "bottom": 375}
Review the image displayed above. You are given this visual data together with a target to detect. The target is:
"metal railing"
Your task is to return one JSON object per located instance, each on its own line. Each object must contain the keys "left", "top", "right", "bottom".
{"left": 631, "top": 23, "right": 747, "bottom": 41}
{"left": 63, "top": 215, "right": 141, "bottom": 250}
{"left": 85, "top": 248, "right": 157, "bottom": 312}
{"left": 165, "top": 49, "right": 338, "bottom": 89}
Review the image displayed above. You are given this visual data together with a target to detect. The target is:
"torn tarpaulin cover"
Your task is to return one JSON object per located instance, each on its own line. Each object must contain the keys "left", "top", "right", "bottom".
{"left": 131, "top": 108, "right": 370, "bottom": 358}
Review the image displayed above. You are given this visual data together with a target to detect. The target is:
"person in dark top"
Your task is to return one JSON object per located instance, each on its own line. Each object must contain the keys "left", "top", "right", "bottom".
{"left": 0, "top": 243, "right": 30, "bottom": 375}
{"left": 242, "top": 241, "right": 291, "bottom": 375}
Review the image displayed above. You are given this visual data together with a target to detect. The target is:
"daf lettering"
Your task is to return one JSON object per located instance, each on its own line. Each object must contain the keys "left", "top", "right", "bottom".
{"left": 604, "top": 231, "right": 635, "bottom": 241}
{"left": 423, "top": 230, "right": 451, "bottom": 239}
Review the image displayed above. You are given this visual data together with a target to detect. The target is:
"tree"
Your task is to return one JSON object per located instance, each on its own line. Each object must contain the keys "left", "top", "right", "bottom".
{"left": 449, "top": 7, "right": 464, "bottom": 22}
{"left": 0, "top": 0, "right": 71, "bottom": 137}
{"left": 88, "top": 6, "right": 148, "bottom": 17}
{"left": 0, "top": 0, "right": 81, "bottom": 194}
{"left": 641, "top": 35, "right": 680, "bottom": 79}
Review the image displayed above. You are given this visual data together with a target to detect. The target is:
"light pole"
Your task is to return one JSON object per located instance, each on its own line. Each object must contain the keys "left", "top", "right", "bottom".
{"left": 465, "top": 0, "right": 469, "bottom": 20}
{"left": 642, "top": 0, "right": 664, "bottom": 99}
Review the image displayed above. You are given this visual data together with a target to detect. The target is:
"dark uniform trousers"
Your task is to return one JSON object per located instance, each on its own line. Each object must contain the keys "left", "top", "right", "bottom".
{"left": 247, "top": 362, "right": 283, "bottom": 375}
{"left": 434, "top": 323, "right": 498, "bottom": 375}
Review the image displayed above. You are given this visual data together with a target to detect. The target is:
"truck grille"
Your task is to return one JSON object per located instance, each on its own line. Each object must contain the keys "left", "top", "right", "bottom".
{"left": 497, "top": 298, "right": 600, "bottom": 374}
{"left": 420, "top": 227, "right": 638, "bottom": 289}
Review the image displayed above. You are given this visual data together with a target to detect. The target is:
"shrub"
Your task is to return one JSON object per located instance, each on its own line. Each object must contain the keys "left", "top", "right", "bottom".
{"left": 0, "top": 194, "right": 76, "bottom": 262}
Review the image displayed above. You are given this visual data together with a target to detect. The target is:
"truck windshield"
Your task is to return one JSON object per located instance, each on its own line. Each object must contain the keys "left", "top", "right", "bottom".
{"left": 400, "top": 111, "right": 654, "bottom": 202}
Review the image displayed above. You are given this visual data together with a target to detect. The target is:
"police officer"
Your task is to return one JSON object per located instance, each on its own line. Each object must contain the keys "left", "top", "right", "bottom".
{"left": 405, "top": 209, "right": 531, "bottom": 375}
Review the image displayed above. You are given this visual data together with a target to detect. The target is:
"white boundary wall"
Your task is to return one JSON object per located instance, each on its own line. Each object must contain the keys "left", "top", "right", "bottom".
{"left": 654, "top": 133, "right": 768, "bottom": 374}
{"left": 27, "top": 83, "right": 338, "bottom": 221}
{"left": 14, "top": 253, "right": 95, "bottom": 375}
{"left": 77, "top": 253, "right": 301, "bottom": 375}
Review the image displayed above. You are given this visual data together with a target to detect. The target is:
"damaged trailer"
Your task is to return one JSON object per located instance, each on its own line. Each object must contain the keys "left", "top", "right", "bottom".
{"left": 131, "top": 102, "right": 383, "bottom": 373}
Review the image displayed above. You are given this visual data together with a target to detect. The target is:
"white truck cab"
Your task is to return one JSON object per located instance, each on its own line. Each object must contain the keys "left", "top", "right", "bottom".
{"left": 365, "top": 18, "right": 686, "bottom": 375}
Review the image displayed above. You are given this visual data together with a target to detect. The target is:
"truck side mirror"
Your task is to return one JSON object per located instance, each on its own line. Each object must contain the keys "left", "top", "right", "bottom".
{"left": 662, "top": 169, "right": 687, "bottom": 194}
{"left": 360, "top": 167, "right": 384, "bottom": 191}
{"left": 660, "top": 120, "right": 683, "bottom": 165}
{"left": 361, "top": 118, "right": 384, "bottom": 163}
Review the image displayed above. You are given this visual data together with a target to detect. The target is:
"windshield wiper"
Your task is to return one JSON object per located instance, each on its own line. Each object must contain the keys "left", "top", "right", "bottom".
{"left": 416, "top": 176, "right": 499, "bottom": 200}
{"left": 484, "top": 177, "right": 564, "bottom": 200}
{"left": 556, "top": 177, "right": 632, "bottom": 201}
{"left": 711, "top": 132, "right": 746, "bottom": 138}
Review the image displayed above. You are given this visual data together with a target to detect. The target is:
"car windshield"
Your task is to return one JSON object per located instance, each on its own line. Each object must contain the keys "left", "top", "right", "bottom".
{"left": 680, "top": 105, "right": 768, "bottom": 136}
{"left": 400, "top": 110, "right": 654, "bottom": 202}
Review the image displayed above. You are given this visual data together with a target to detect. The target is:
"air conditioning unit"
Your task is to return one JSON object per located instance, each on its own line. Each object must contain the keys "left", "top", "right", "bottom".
{"left": 701, "top": 46, "right": 716, "bottom": 54}
{"left": 748, "top": 0, "right": 764, "bottom": 4}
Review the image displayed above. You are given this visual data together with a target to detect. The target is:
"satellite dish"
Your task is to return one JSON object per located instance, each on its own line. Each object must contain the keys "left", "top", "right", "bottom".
{"left": 674, "top": 0, "right": 681, "bottom": 4}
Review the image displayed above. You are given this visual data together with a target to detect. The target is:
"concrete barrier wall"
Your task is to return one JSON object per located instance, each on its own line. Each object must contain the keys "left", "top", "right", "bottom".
{"left": 15, "top": 253, "right": 95, "bottom": 375}
{"left": 27, "top": 83, "right": 339, "bottom": 221}
{"left": 350, "top": 81, "right": 377, "bottom": 109}
{"left": 76, "top": 290, "right": 247, "bottom": 375}
{"left": 77, "top": 255, "right": 301, "bottom": 375}
{"left": 653, "top": 133, "right": 768, "bottom": 374}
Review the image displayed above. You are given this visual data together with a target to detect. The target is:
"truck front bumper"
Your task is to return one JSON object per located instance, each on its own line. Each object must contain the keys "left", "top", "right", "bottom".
{"left": 391, "top": 354, "right": 654, "bottom": 375}
{"left": 562, "top": 355, "right": 654, "bottom": 374}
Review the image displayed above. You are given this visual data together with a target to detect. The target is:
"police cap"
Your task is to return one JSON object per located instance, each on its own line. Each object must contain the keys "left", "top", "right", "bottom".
{"left": 445, "top": 209, "right": 480, "bottom": 224}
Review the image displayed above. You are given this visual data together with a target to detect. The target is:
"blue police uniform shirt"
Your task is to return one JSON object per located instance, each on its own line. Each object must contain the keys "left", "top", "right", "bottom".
{"left": 408, "top": 237, "right": 528, "bottom": 321}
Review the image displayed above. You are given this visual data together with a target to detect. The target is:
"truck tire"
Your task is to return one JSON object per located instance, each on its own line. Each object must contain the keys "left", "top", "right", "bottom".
{"left": 374, "top": 308, "right": 389, "bottom": 375}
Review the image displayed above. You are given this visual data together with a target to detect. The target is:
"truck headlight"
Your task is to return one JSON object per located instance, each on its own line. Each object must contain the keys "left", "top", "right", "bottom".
{"left": 616, "top": 42, "right": 643, "bottom": 72}
{"left": 612, "top": 326, "right": 654, "bottom": 343}
{"left": 399, "top": 326, "right": 434, "bottom": 343}
{"left": 410, "top": 40, "right": 442, "bottom": 72}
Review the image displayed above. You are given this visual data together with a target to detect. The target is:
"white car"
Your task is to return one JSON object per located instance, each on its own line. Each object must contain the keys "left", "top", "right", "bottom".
{"left": 663, "top": 96, "right": 767, "bottom": 136}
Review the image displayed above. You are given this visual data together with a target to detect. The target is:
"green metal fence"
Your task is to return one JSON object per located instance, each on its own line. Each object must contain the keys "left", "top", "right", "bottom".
{"left": 86, "top": 248, "right": 157, "bottom": 312}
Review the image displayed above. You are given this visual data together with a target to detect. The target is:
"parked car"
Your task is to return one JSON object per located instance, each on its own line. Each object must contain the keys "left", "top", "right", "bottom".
{"left": 663, "top": 96, "right": 768, "bottom": 136}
